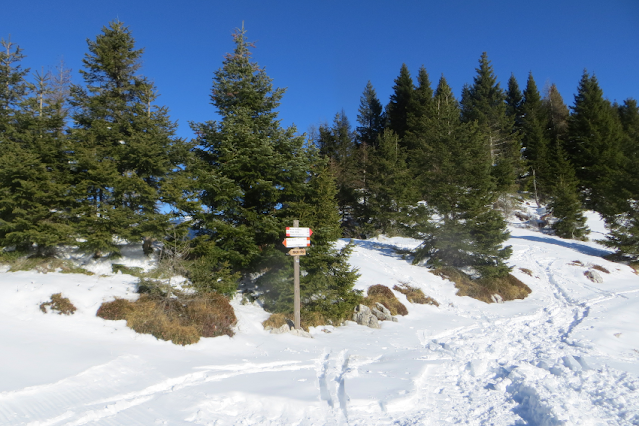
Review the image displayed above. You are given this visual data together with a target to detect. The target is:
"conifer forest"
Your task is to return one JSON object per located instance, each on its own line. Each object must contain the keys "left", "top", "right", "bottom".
{"left": 2, "top": 21, "right": 638, "bottom": 323}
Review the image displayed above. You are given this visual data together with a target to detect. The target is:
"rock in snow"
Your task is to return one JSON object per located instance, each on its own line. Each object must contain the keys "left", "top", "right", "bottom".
{"left": 585, "top": 269, "right": 604, "bottom": 283}
{"left": 352, "top": 304, "right": 381, "bottom": 328}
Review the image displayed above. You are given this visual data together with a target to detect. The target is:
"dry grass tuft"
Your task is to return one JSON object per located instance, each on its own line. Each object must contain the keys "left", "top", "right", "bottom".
{"left": 96, "top": 298, "right": 136, "bottom": 320}
{"left": 262, "top": 313, "right": 289, "bottom": 330}
{"left": 262, "top": 311, "right": 330, "bottom": 332}
{"left": 7, "top": 257, "right": 93, "bottom": 275}
{"left": 96, "top": 292, "right": 237, "bottom": 346}
{"left": 590, "top": 265, "right": 610, "bottom": 274}
{"left": 111, "top": 264, "right": 145, "bottom": 276}
{"left": 569, "top": 260, "right": 584, "bottom": 267}
{"left": 519, "top": 268, "right": 533, "bottom": 276}
{"left": 40, "top": 293, "right": 77, "bottom": 315}
{"left": 432, "top": 267, "right": 531, "bottom": 303}
{"left": 630, "top": 262, "right": 639, "bottom": 275}
{"left": 393, "top": 283, "right": 439, "bottom": 306}
{"left": 364, "top": 284, "right": 408, "bottom": 316}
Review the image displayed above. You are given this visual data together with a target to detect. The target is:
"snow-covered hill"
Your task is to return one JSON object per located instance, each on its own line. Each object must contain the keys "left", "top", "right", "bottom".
{"left": 1, "top": 214, "right": 638, "bottom": 425}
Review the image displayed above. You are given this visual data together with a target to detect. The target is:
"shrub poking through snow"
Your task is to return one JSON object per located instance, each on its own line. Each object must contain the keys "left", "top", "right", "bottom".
{"left": 364, "top": 285, "right": 408, "bottom": 316}
{"left": 96, "top": 291, "right": 237, "bottom": 345}
{"left": 393, "top": 283, "right": 439, "bottom": 306}
{"left": 432, "top": 267, "right": 531, "bottom": 303}
{"left": 262, "top": 311, "right": 330, "bottom": 332}
{"left": 519, "top": 268, "right": 533, "bottom": 276}
{"left": 111, "top": 264, "right": 144, "bottom": 276}
{"left": 590, "top": 265, "right": 610, "bottom": 274}
{"left": 40, "top": 293, "right": 77, "bottom": 315}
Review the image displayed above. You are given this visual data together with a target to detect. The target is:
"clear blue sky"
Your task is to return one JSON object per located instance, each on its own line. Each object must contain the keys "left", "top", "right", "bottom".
{"left": 2, "top": 0, "right": 638, "bottom": 140}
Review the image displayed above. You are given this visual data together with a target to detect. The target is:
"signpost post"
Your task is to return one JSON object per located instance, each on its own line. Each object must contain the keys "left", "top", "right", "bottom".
{"left": 282, "top": 220, "right": 312, "bottom": 330}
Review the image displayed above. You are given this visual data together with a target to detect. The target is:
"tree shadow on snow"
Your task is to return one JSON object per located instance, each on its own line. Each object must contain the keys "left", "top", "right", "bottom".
{"left": 347, "top": 239, "right": 413, "bottom": 262}
{"left": 510, "top": 235, "right": 611, "bottom": 257}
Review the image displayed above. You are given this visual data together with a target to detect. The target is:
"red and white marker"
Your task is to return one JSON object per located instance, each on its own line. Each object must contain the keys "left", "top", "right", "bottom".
{"left": 286, "top": 227, "right": 313, "bottom": 237}
{"left": 282, "top": 237, "right": 311, "bottom": 248}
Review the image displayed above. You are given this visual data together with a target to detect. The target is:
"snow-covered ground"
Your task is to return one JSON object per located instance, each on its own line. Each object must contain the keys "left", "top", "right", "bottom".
{"left": 1, "top": 213, "right": 638, "bottom": 425}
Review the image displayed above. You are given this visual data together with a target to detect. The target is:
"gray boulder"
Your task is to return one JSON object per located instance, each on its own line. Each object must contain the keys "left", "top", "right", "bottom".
{"left": 353, "top": 304, "right": 381, "bottom": 329}
{"left": 585, "top": 270, "right": 603, "bottom": 283}
{"left": 372, "top": 302, "right": 393, "bottom": 321}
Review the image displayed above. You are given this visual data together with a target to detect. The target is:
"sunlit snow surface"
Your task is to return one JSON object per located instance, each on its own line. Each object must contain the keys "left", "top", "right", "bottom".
{"left": 1, "top": 213, "right": 638, "bottom": 425}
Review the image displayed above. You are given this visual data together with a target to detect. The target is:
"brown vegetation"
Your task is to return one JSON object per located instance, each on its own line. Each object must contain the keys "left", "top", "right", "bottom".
{"left": 590, "top": 265, "right": 610, "bottom": 274}
{"left": 96, "top": 292, "right": 237, "bottom": 346}
{"left": 364, "top": 284, "right": 408, "bottom": 316}
{"left": 40, "top": 293, "right": 77, "bottom": 315}
{"left": 432, "top": 267, "right": 531, "bottom": 303}
{"left": 519, "top": 268, "right": 533, "bottom": 276}
{"left": 393, "top": 283, "right": 439, "bottom": 306}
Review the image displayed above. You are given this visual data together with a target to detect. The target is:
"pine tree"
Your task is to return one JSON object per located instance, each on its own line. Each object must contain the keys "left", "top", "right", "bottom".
{"left": 362, "top": 129, "right": 414, "bottom": 235}
{"left": 461, "top": 52, "right": 520, "bottom": 194}
{"left": 68, "top": 21, "right": 183, "bottom": 256}
{"left": 566, "top": 71, "right": 625, "bottom": 216}
{"left": 542, "top": 83, "right": 570, "bottom": 144}
{"left": 548, "top": 142, "right": 589, "bottom": 239}
{"left": 520, "top": 73, "right": 552, "bottom": 201}
{"left": 601, "top": 99, "right": 639, "bottom": 258}
{"left": 0, "top": 38, "right": 72, "bottom": 254}
{"left": 356, "top": 81, "right": 384, "bottom": 148}
{"left": 505, "top": 73, "right": 523, "bottom": 129}
{"left": 411, "top": 76, "right": 512, "bottom": 277}
{"left": 190, "top": 24, "right": 309, "bottom": 271}
{"left": 386, "top": 64, "right": 415, "bottom": 142}
{"left": 404, "top": 65, "right": 434, "bottom": 158}
{"left": 316, "top": 111, "right": 360, "bottom": 233}
{"left": 260, "top": 156, "right": 361, "bottom": 322}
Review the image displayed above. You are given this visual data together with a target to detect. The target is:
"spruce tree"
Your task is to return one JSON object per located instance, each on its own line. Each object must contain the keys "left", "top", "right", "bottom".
{"left": 356, "top": 81, "right": 384, "bottom": 148}
{"left": 0, "top": 38, "right": 72, "bottom": 254}
{"left": 260, "top": 155, "right": 361, "bottom": 322}
{"left": 411, "top": 76, "right": 512, "bottom": 277}
{"left": 68, "top": 21, "right": 183, "bottom": 256}
{"left": 362, "top": 129, "right": 414, "bottom": 235}
{"left": 520, "top": 73, "right": 552, "bottom": 201}
{"left": 549, "top": 143, "right": 589, "bottom": 239}
{"left": 190, "top": 25, "right": 309, "bottom": 271}
{"left": 461, "top": 52, "right": 521, "bottom": 194}
{"left": 505, "top": 73, "right": 523, "bottom": 130}
{"left": 386, "top": 64, "right": 415, "bottom": 142}
{"left": 602, "top": 99, "right": 639, "bottom": 258}
{"left": 543, "top": 83, "right": 570, "bottom": 143}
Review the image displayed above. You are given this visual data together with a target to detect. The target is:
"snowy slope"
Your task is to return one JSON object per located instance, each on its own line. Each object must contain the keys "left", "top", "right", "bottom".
{"left": 1, "top": 215, "right": 638, "bottom": 425}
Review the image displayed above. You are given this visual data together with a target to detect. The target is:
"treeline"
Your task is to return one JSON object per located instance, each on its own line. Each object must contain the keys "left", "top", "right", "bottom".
{"left": 318, "top": 55, "right": 639, "bottom": 267}
{"left": 1, "top": 21, "right": 638, "bottom": 318}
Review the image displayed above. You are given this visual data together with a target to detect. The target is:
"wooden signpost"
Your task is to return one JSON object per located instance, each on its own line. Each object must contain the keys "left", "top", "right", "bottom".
{"left": 282, "top": 220, "right": 312, "bottom": 330}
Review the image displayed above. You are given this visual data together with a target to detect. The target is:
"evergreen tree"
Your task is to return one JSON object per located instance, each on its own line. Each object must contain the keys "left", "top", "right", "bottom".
{"left": 260, "top": 156, "right": 361, "bottom": 322}
{"left": 566, "top": 71, "right": 625, "bottom": 216}
{"left": 404, "top": 65, "right": 434, "bottom": 157}
{"left": 601, "top": 99, "right": 639, "bottom": 258}
{"left": 549, "top": 143, "right": 589, "bottom": 239}
{"left": 386, "top": 64, "right": 415, "bottom": 141}
{"left": 461, "top": 52, "right": 520, "bottom": 193}
{"left": 411, "top": 76, "right": 512, "bottom": 277}
{"left": 190, "top": 24, "right": 310, "bottom": 271}
{"left": 316, "top": 111, "right": 360, "bottom": 233}
{"left": 520, "top": 73, "right": 552, "bottom": 201}
{"left": 411, "top": 65, "right": 433, "bottom": 124}
{"left": 505, "top": 73, "right": 523, "bottom": 129}
{"left": 356, "top": 81, "right": 384, "bottom": 148}
{"left": 69, "top": 21, "right": 184, "bottom": 256}
{"left": 0, "top": 38, "right": 72, "bottom": 254}
{"left": 362, "top": 129, "right": 414, "bottom": 235}
{"left": 542, "top": 83, "right": 570, "bottom": 144}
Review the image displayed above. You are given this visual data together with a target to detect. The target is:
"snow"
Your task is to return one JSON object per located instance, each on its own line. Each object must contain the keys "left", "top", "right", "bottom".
{"left": 1, "top": 213, "right": 639, "bottom": 425}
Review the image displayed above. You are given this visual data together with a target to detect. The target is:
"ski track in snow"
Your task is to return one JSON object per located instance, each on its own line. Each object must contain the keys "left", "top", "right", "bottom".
{"left": 1, "top": 221, "right": 639, "bottom": 425}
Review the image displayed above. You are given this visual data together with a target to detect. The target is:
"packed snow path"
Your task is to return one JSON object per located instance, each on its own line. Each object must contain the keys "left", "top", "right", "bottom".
{"left": 1, "top": 220, "right": 638, "bottom": 425}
